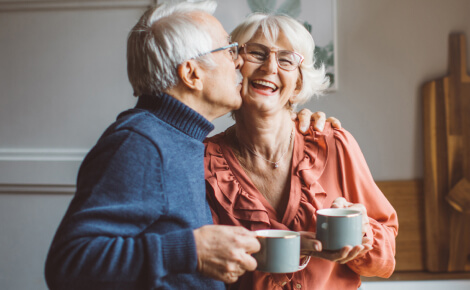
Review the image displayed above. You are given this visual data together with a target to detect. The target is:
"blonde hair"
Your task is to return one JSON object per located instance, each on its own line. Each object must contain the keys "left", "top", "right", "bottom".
{"left": 231, "top": 13, "right": 330, "bottom": 106}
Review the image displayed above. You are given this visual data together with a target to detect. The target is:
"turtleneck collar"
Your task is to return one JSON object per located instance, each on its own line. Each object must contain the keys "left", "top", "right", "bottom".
{"left": 135, "top": 93, "right": 214, "bottom": 142}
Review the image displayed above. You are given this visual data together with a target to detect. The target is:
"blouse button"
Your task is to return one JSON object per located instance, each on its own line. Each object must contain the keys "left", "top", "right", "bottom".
{"left": 296, "top": 283, "right": 302, "bottom": 289}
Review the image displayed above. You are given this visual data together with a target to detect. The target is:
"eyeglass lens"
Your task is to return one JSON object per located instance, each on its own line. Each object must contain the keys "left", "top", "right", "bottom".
{"left": 229, "top": 45, "right": 238, "bottom": 60}
{"left": 242, "top": 43, "right": 302, "bottom": 71}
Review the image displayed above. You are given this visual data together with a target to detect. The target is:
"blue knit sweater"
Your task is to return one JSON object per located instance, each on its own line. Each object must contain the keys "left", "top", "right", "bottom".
{"left": 45, "top": 94, "right": 225, "bottom": 289}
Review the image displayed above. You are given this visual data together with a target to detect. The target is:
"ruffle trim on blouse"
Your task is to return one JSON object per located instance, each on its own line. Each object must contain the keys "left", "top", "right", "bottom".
{"left": 296, "top": 127, "right": 329, "bottom": 190}
{"left": 204, "top": 124, "right": 333, "bottom": 229}
{"left": 205, "top": 141, "right": 271, "bottom": 225}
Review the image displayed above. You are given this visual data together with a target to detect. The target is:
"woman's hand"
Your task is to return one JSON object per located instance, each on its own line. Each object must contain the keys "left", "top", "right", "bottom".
{"left": 300, "top": 231, "right": 322, "bottom": 256}
{"left": 292, "top": 108, "right": 342, "bottom": 133}
{"left": 301, "top": 197, "right": 374, "bottom": 264}
{"left": 331, "top": 197, "right": 370, "bottom": 237}
{"left": 323, "top": 197, "right": 374, "bottom": 263}
{"left": 313, "top": 237, "right": 373, "bottom": 264}
{"left": 300, "top": 231, "right": 373, "bottom": 264}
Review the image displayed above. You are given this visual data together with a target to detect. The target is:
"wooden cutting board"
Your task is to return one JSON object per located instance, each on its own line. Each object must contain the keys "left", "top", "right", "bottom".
{"left": 422, "top": 33, "right": 470, "bottom": 272}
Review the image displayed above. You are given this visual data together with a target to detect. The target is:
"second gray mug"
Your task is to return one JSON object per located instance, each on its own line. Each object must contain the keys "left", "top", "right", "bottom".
{"left": 316, "top": 208, "right": 362, "bottom": 251}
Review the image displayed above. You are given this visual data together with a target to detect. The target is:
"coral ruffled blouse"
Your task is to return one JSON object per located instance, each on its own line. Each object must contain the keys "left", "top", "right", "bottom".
{"left": 204, "top": 124, "right": 398, "bottom": 290}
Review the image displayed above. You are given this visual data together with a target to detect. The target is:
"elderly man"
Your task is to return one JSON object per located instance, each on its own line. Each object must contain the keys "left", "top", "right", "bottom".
{"left": 45, "top": 1, "right": 335, "bottom": 289}
{"left": 45, "top": 1, "right": 259, "bottom": 289}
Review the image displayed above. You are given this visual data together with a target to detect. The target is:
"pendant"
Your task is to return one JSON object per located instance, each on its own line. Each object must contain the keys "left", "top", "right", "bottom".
{"left": 274, "top": 163, "right": 279, "bottom": 168}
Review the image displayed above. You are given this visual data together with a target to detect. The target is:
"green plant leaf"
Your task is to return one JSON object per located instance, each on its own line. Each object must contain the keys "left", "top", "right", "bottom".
{"left": 314, "top": 43, "right": 335, "bottom": 78}
{"left": 277, "top": 0, "right": 301, "bottom": 18}
{"left": 314, "top": 46, "right": 327, "bottom": 68}
{"left": 326, "top": 54, "right": 334, "bottom": 66}
{"left": 247, "top": 0, "right": 278, "bottom": 13}
{"left": 326, "top": 73, "right": 334, "bottom": 85}
{"left": 303, "top": 21, "right": 312, "bottom": 33}
{"left": 325, "top": 42, "right": 334, "bottom": 52}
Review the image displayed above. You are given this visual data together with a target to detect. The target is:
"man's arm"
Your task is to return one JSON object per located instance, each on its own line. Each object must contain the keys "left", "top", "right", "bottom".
{"left": 45, "top": 130, "right": 261, "bottom": 289}
{"left": 45, "top": 131, "right": 196, "bottom": 289}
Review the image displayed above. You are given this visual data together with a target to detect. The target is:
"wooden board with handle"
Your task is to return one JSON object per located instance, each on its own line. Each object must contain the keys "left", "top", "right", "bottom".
{"left": 422, "top": 33, "right": 470, "bottom": 272}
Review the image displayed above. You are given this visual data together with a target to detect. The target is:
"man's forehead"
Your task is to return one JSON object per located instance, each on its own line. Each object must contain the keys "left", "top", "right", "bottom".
{"left": 189, "top": 11, "right": 228, "bottom": 42}
{"left": 190, "top": 11, "right": 217, "bottom": 26}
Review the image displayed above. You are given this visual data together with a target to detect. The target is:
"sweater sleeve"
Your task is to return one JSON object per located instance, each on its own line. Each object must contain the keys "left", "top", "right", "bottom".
{"left": 334, "top": 129, "right": 398, "bottom": 278}
{"left": 45, "top": 130, "right": 198, "bottom": 289}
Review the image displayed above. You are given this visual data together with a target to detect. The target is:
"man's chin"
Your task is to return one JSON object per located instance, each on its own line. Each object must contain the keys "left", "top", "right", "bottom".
{"left": 228, "top": 98, "right": 242, "bottom": 112}
{"left": 234, "top": 93, "right": 243, "bottom": 108}
{"left": 234, "top": 101, "right": 242, "bottom": 111}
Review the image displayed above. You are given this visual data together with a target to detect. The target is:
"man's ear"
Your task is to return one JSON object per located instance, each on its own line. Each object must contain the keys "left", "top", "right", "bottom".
{"left": 177, "top": 60, "right": 204, "bottom": 91}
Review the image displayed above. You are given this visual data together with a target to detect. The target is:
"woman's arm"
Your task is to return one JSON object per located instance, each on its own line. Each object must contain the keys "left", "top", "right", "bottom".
{"left": 333, "top": 128, "right": 398, "bottom": 278}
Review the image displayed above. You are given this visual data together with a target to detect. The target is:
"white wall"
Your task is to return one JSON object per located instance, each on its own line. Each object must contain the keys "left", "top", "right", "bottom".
{"left": 320, "top": 0, "right": 470, "bottom": 181}
{"left": 1, "top": 0, "right": 470, "bottom": 289}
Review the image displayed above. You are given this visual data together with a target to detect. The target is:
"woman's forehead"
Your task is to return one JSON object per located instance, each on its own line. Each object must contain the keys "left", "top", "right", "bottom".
{"left": 249, "top": 28, "right": 295, "bottom": 51}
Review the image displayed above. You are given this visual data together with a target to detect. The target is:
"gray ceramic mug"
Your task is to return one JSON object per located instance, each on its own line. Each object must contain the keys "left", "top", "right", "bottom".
{"left": 253, "top": 229, "right": 301, "bottom": 273}
{"left": 316, "top": 208, "right": 362, "bottom": 251}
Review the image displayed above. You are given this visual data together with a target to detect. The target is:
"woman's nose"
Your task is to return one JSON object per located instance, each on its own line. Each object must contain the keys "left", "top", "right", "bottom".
{"left": 260, "top": 53, "right": 278, "bottom": 74}
{"left": 234, "top": 55, "right": 244, "bottom": 70}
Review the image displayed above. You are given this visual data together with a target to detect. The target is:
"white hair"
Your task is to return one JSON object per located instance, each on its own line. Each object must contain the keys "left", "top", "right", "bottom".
{"left": 231, "top": 13, "right": 330, "bottom": 106}
{"left": 127, "top": 0, "right": 217, "bottom": 96}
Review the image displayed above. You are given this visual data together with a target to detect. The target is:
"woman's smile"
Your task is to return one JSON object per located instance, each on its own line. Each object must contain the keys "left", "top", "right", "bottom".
{"left": 250, "top": 79, "right": 279, "bottom": 95}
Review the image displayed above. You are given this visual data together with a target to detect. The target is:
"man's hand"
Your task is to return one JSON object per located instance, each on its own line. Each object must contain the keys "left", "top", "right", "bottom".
{"left": 194, "top": 225, "right": 260, "bottom": 284}
{"left": 292, "top": 109, "right": 342, "bottom": 133}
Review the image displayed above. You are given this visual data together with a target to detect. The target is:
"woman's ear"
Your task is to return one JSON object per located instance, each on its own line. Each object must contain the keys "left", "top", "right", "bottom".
{"left": 294, "top": 73, "right": 303, "bottom": 94}
{"left": 177, "top": 60, "right": 203, "bottom": 91}
{"left": 291, "top": 74, "right": 303, "bottom": 103}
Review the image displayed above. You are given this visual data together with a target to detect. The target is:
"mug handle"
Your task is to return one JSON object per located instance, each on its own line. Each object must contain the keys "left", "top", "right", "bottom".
{"left": 298, "top": 256, "right": 311, "bottom": 271}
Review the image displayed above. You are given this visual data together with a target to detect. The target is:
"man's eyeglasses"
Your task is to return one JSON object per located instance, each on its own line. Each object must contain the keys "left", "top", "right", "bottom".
{"left": 200, "top": 42, "right": 239, "bottom": 61}
{"left": 239, "top": 43, "right": 304, "bottom": 71}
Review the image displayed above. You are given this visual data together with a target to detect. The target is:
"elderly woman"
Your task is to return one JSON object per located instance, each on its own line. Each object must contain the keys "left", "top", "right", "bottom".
{"left": 204, "top": 13, "right": 398, "bottom": 290}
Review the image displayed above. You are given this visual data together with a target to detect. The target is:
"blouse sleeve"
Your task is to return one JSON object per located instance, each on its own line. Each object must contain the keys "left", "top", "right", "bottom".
{"left": 334, "top": 128, "right": 398, "bottom": 278}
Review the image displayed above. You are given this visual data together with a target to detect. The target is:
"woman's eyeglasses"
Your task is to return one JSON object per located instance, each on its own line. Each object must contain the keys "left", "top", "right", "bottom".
{"left": 239, "top": 43, "right": 304, "bottom": 71}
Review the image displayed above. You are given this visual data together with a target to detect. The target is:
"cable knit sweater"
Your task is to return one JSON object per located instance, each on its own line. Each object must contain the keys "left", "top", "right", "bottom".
{"left": 45, "top": 94, "right": 224, "bottom": 290}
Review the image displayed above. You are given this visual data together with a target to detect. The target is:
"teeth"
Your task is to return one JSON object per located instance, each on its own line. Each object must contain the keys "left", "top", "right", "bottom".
{"left": 252, "top": 80, "right": 278, "bottom": 90}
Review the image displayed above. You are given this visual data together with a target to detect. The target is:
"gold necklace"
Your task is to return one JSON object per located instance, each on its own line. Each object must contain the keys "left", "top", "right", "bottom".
{"left": 237, "top": 127, "right": 294, "bottom": 169}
